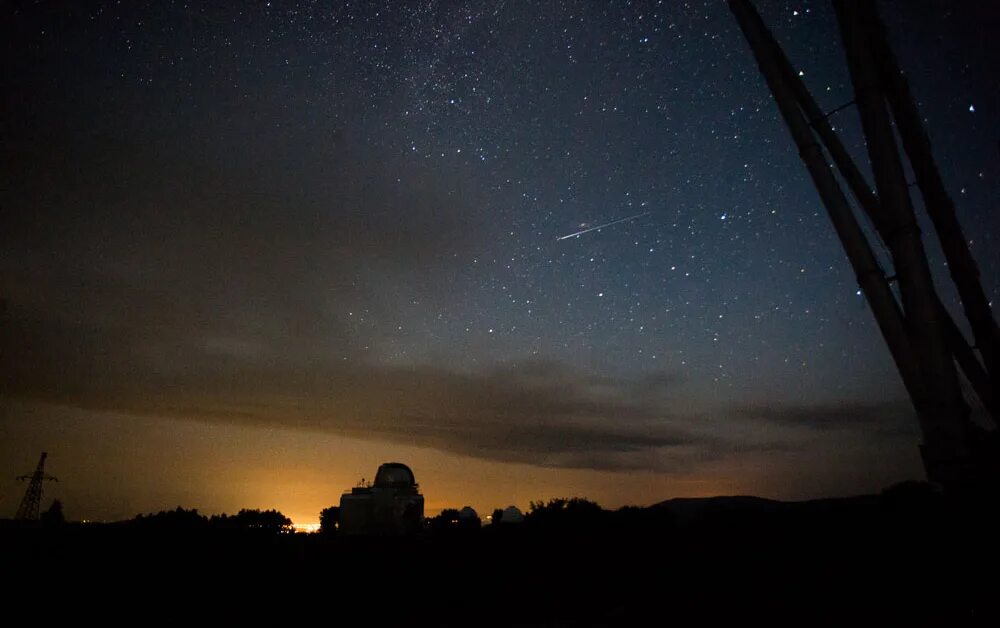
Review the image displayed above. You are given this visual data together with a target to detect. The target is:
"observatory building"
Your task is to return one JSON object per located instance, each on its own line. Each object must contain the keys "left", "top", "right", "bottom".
{"left": 339, "top": 462, "right": 424, "bottom": 535}
{"left": 500, "top": 505, "right": 524, "bottom": 524}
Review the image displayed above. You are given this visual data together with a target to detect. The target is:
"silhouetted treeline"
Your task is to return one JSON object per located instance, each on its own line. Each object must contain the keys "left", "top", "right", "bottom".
{"left": 129, "top": 507, "right": 292, "bottom": 534}
{"left": 428, "top": 507, "right": 482, "bottom": 533}
{"left": 2, "top": 482, "right": 997, "bottom": 626}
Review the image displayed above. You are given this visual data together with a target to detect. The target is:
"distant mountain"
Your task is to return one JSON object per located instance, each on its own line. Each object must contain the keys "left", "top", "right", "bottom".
{"left": 648, "top": 492, "right": 900, "bottom": 526}
{"left": 650, "top": 495, "right": 786, "bottom": 525}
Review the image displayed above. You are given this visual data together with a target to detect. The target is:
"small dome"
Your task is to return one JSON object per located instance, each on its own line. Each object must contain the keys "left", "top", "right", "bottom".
{"left": 458, "top": 506, "right": 478, "bottom": 520}
{"left": 501, "top": 505, "right": 524, "bottom": 523}
{"left": 374, "top": 462, "right": 416, "bottom": 488}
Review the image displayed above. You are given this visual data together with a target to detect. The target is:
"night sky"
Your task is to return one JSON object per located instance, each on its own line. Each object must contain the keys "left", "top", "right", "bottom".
{"left": 2, "top": 0, "right": 998, "bottom": 524}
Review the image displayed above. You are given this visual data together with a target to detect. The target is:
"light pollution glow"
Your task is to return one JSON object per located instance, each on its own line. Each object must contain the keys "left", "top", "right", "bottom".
{"left": 1, "top": 400, "right": 923, "bottom": 525}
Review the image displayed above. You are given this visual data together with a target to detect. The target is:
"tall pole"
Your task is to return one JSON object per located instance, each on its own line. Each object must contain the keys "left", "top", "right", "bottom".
{"left": 833, "top": 0, "right": 974, "bottom": 487}
{"left": 728, "top": 0, "right": 921, "bottom": 404}
{"left": 746, "top": 4, "right": 996, "bottom": 419}
{"left": 857, "top": 0, "right": 1000, "bottom": 395}
{"left": 763, "top": 23, "right": 882, "bottom": 228}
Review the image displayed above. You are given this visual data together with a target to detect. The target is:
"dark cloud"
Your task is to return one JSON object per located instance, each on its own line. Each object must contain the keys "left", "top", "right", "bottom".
{"left": 3, "top": 129, "right": 479, "bottom": 278}
{"left": 1, "top": 270, "right": 738, "bottom": 471}
{"left": 0, "top": 122, "right": 485, "bottom": 399}
{"left": 737, "top": 399, "right": 919, "bottom": 437}
{"left": 2, "top": 255, "right": 918, "bottom": 473}
{"left": 1, "top": 243, "right": 918, "bottom": 474}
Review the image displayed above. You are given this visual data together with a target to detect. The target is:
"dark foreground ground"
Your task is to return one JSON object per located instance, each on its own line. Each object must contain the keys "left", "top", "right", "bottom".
{"left": 3, "top": 486, "right": 997, "bottom": 626}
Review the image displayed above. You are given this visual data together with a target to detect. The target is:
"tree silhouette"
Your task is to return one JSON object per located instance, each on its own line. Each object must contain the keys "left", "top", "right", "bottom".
{"left": 319, "top": 506, "right": 340, "bottom": 536}
{"left": 526, "top": 497, "right": 605, "bottom": 530}
{"left": 429, "top": 508, "right": 461, "bottom": 534}
{"left": 211, "top": 509, "right": 293, "bottom": 534}
{"left": 133, "top": 507, "right": 208, "bottom": 530}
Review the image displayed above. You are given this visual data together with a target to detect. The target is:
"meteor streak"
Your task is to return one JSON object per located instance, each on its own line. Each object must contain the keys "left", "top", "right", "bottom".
{"left": 556, "top": 211, "right": 651, "bottom": 241}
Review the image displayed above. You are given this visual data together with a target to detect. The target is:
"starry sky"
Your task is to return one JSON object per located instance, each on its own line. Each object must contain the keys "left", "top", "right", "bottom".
{"left": 2, "top": 0, "right": 998, "bottom": 524}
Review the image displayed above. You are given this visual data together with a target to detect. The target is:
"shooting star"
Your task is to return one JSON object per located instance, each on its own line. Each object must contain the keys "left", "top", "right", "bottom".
{"left": 556, "top": 211, "right": 651, "bottom": 241}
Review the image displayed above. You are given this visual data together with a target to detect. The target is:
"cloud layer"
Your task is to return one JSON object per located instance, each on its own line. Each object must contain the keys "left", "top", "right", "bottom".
{"left": 2, "top": 278, "right": 917, "bottom": 473}
{"left": 0, "top": 108, "right": 920, "bottom": 476}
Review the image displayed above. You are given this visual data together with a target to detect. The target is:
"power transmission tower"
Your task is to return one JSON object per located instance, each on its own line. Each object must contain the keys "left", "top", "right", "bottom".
{"left": 15, "top": 452, "right": 58, "bottom": 521}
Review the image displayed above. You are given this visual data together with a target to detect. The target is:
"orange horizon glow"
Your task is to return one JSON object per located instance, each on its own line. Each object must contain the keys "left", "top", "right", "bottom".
{"left": 1, "top": 400, "right": 926, "bottom": 524}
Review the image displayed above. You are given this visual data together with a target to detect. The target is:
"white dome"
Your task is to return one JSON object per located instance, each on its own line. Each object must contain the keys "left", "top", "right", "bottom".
{"left": 458, "top": 506, "right": 478, "bottom": 520}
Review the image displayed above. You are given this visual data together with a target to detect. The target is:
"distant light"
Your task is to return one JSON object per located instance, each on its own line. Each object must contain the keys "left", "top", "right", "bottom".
{"left": 969, "top": 104, "right": 976, "bottom": 112}
{"left": 720, "top": 213, "right": 727, "bottom": 221}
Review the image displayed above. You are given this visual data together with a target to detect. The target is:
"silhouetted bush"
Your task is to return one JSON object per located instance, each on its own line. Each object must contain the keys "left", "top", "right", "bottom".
{"left": 210, "top": 509, "right": 293, "bottom": 534}
{"left": 132, "top": 507, "right": 208, "bottom": 530}
{"left": 129, "top": 507, "right": 292, "bottom": 534}
{"left": 429, "top": 508, "right": 462, "bottom": 535}
{"left": 526, "top": 497, "right": 606, "bottom": 531}
{"left": 319, "top": 506, "right": 340, "bottom": 536}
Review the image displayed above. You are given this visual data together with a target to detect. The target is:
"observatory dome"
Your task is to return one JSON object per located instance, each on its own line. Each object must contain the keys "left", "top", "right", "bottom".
{"left": 374, "top": 462, "right": 416, "bottom": 489}
{"left": 501, "top": 505, "right": 524, "bottom": 523}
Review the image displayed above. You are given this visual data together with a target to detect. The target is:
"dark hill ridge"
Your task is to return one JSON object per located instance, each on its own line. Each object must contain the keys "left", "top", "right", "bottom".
{"left": 652, "top": 494, "right": 784, "bottom": 517}
{"left": 651, "top": 493, "right": 882, "bottom": 523}
{"left": 653, "top": 480, "right": 939, "bottom": 512}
